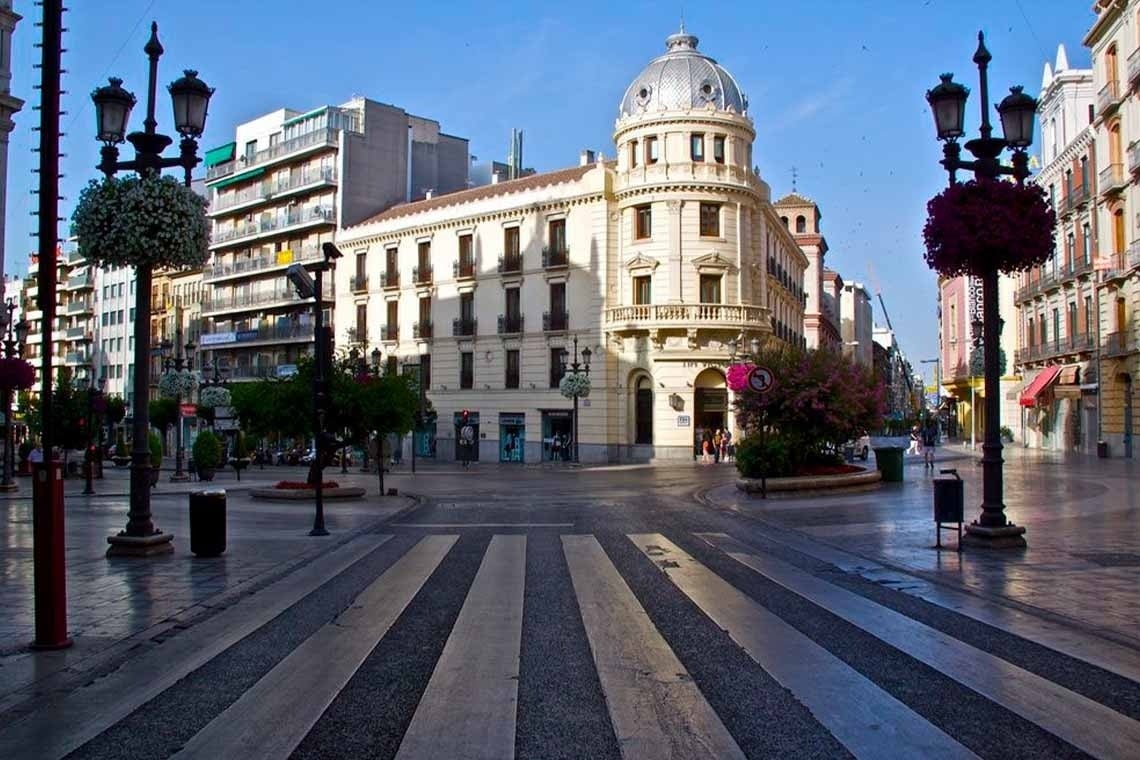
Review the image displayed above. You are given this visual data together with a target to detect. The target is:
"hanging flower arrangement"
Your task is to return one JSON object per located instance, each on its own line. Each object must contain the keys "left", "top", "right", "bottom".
{"left": 559, "top": 373, "right": 591, "bottom": 399}
{"left": 71, "top": 174, "right": 210, "bottom": 271}
{"left": 158, "top": 369, "right": 198, "bottom": 399}
{"left": 922, "top": 179, "right": 1056, "bottom": 276}
{"left": 197, "top": 385, "right": 231, "bottom": 409}
{"left": 726, "top": 362, "right": 755, "bottom": 392}
{"left": 0, "top": 357, "right": 35, "bottom": 390}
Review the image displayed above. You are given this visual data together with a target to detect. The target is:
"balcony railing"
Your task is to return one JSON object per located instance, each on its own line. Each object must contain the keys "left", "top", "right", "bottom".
{"left": 380, "top": 270, "right": 399, "bottom": 289}
{"left": 413, "top": 264, "right": 433, "bottom": 285}
{"left": 452, "top": 318, "right": 477, "bottom": 337}
{"left": 1130, "top": 142, "right": 1140, "bottom": 175}
{"left": 454, "top": 259, "right": 475, "bottom": 279}
{"left": 211, "top": 167, "right": 337, "bottom": 213}
{"left": 350, "top": 274, "right": 369, "bottom": 293}
{"left": 65, "top": 300, "right": 93, "bottom": 315}
{"left": 413, "top": 320, "right": 433, "bottom": 340}
{"left": 1099, "top": 162, "right": 1126, "bottom": 195}
{"left": 543, "top": 311, "right": 569, "bottom": 332}
{"left": 346, "top": 328, "right": 367, "bottom": 345}
{"left": 1104, "top": 241, "right": 1140, "bottom": 278}
{"left": 1104, "top": 331, "right": 1136, "bottom": 357}
{"left": 199, "top": 324, "right": 311, "bottom": 346}
{"left": 498, "top": 252, "right": 522, "bottom": 274}
{"left": 1098, "top": 79, "right": 1122, "bottom": 117}
{"left": 64, "top": 351, "right": 91, "bottom": 365}
{"left": 201, "top": 286, "right": 329, "bottom": 315}
{"left": 204, "top": 245, "right": 323, "bottom": 281}
{"left": 207, "top": 127, "right": 340, "bottom": 181}
{"left": 63, "top": 271, "right": 93, "bottom": 290}
{"left": 209, "top": 206, "right": 336, "bottom": 247}
{"left": 227, "top": 364, "right": 293, "bottom": 380}
{"left": 1064, "top": 185, "right": 1089, "bottom": 212}
{"left": 498, "top": 314, "right": 524, "bottom": 334}
{"left": 65, "top": 326, "right": 91, "bottom": 340}
{"left": 542, "top": 246, "right": 568, "bottom": 269}
{"left": 380, "top": 324, "right": 399, "bottom": 342}
{"left": 605, "top": 303, "right": 770, "bottom": 330}
{"left": 1129, "top": 47, "right": 1140, "bottom": 86}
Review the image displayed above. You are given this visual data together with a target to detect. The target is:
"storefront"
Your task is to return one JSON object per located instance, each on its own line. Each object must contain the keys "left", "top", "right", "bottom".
{"left": 541, "top": 409, "right": 573, "bottom": 462}
{"left": 499, "top": 413, "right": 525, "bottom": 462}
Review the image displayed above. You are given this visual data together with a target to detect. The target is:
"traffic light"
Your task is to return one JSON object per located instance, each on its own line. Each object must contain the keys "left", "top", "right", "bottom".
{"left": 461, "top": 409, "right": 469, "bottom": 425}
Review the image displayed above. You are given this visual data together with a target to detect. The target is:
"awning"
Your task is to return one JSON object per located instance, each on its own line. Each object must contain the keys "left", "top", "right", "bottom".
{"left": 1054, "top": 364, "right": 1083, "bottom": 399}
{"left": 1019, "top": 365, "right": 1062, "bottom": 407}
{"left": 212, "top": 167, "right": 265, "bottom": 190}
{"left": 204, "top": 141, "right": 236, "bottom": 167}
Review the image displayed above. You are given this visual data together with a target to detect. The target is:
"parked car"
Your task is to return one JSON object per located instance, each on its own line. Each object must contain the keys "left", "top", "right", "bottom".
{"left": 847, "top": 435, "right": 871, "bottom": 461}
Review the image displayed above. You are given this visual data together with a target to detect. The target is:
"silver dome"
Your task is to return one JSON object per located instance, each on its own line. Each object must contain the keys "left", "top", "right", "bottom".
{"left": 619, "top": 30, "right": 747, "bottom": 118}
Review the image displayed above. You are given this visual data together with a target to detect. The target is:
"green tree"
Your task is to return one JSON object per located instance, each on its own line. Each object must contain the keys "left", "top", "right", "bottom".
{"left": 148, "top": 398, "right": 179, "bottom": 450}
{"left": 357, "top": 372, "right": 418, "bottom": 494}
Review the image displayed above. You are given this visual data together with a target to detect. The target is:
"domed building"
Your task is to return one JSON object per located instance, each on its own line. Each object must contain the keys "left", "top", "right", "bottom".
{"left": 334, "top": 29, "right": 807, "bottom": 463}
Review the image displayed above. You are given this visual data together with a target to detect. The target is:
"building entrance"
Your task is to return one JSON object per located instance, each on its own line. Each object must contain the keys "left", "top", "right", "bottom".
{"left": 499, "top": 413, "right": 525, "bottom": 462}
{"left": 541, "top": 410, "right": 573, "bottom": 461}
{"left": 692, "top": 368, "right": 728, "bottom": 458}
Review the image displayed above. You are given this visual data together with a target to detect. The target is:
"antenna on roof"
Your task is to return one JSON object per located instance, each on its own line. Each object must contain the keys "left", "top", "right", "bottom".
{"left": 791, "top": 166, "right": 798, "bottom": 192}
{"left": 679, "top": 7, "right": 685, "bottom": 33}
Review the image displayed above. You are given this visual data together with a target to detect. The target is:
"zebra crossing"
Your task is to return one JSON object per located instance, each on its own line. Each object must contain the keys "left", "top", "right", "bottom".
{"left": 3, "top": 528, "right": 1139, "bottom": 760}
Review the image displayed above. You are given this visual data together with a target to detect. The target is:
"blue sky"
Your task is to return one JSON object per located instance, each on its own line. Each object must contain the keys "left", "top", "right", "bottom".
{"left": 3, "top": 0, "right": 1094, "bottom": 370}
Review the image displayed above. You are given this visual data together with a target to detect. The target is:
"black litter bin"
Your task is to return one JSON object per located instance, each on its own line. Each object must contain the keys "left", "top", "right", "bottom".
{"left": 933, "top": 469, "right": 964, "bottom": 550}
{"left": 189, "top": 489, "right": 226, "bottom": 557}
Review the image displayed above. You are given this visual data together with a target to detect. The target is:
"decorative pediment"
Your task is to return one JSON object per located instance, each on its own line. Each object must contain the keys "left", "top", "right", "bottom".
{"left": 692, "top": 251, "right": 735, "bottom": 273}
{"left": 624, "top": 253, "right": 660, "bottom": 272}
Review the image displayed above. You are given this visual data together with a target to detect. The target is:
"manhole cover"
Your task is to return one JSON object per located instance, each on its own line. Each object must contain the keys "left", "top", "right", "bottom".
{"left": 1071, "top": 552, "right": 1140, "bottom": 568}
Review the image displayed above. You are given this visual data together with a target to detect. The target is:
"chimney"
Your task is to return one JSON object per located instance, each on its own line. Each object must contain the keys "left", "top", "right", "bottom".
{"left": 579, "top": 149, "right": 596, "bottom": 166}
{"left": 491, "top": 172, "right": 501, "bottom": 184}
{"left": 425, "top": 189, "right": 434, "bottom": 199}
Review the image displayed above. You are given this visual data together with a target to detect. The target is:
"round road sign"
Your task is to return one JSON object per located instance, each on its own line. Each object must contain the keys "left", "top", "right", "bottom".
{"left": 747, "top": 365, "right": 775, "bottom": 394}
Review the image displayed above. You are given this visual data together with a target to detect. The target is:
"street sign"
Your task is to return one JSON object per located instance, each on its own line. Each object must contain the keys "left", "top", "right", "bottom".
{"left": 747, "top": 365, "right": 775, "bottom": 394}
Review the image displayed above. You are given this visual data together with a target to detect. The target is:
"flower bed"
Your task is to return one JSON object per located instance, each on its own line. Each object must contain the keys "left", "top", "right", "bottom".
{"left": 736, "top": 466, "right": 881, "bottom": 496}
{"left": 251, "top": 481, "right": 366, "bottom": 501}
{"left": 795, "top": 463, "right": 863, "bottom": 476}
{"left": 274, "top": 480, "right": 340, "bottom": 490}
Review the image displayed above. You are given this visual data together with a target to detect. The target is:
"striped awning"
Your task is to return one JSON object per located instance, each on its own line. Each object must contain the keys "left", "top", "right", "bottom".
{"left": 203, "top": 141, "right": 236, "bottom": 167}
{"left": 212, "top": 167, "right": 265, "bottom": 190}
{"left": 1019, "top": 365, "right": 1062, "bottom": 408}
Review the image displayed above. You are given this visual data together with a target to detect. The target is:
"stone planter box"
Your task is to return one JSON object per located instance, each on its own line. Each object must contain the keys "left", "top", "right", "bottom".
{"left": 249, "top": 486, "right": 367, "bottom": 501}
{"left": 736, "top": 467, "right": 882, "bottom": 495}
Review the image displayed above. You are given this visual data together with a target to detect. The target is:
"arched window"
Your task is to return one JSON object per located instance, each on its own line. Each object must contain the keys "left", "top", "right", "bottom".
{"left": 795, "top": 215, "right": 806, "bottom": 233}
{"left": 635, "top": 376, "right": 653, "bottom": 445}
{"left": 780, "top": 215, "right": 788, "bottom": 229}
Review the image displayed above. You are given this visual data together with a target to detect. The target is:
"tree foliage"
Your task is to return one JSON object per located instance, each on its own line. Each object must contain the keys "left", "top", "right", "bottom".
{"left": 20, "top": 368, "right": 90, "bottom": 450}
{"left": 148, "top": 398, "right": 179, "bottom": 435}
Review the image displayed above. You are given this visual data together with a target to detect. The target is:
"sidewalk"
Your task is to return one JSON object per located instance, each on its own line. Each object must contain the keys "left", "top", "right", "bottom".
{"left": 703, "top": 445, "right": 1140, "bottom": 649}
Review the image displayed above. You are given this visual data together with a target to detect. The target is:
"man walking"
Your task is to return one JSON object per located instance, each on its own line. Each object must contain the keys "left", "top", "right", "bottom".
{"left": 922, "top": 418, "right": 939, "bottom": 471}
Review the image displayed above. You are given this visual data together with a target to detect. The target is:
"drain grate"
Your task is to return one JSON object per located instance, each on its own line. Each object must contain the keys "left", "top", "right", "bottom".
{"left": 1071, "top": 552, "right": 1140, "bottom": 568}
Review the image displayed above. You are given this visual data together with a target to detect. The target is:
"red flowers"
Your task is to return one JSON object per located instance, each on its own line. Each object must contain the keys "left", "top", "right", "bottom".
{"left": 273, "top": 480, "right": 340, "bottom": 490}
{"left": 0, "top": 357, "right": 35, "bottom": 391}
{"left": 923, "top": 179, "right": 1056, "bottom": 276}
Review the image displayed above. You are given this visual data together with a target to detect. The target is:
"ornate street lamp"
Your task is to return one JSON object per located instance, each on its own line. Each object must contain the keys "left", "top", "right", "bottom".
{"left": 80, "top": 375, "right": 106, "bottom": 495}
{"left": 160, "top": 332, "right": 196, "bottom": 481}
{"left": 926, "top": 32, "right": 1035, "bottom": 548}
{"left": 560, "top": 337, "right": 591, "bottom": 463}
{"left": 93, "top": 23, "right": 213, "bottom": 557}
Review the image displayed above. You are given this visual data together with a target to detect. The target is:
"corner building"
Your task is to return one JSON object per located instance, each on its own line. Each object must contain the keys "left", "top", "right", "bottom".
{"left": 335, "top": 30, "right": 806, "bottom": 463}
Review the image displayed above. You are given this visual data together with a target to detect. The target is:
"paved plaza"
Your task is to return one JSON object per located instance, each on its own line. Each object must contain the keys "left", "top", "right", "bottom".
{"left": 0, "top": 452, "right": 1137, "bottom": 759}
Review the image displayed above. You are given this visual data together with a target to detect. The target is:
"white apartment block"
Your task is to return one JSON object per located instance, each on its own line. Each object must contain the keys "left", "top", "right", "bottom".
{"left": 840, "top": 281, "right": 873, "bottom": 367}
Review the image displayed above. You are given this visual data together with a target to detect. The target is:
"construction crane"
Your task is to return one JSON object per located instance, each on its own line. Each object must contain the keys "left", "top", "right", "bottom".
{"left": 866, "top": 261, "right": 894, "bottom": 331}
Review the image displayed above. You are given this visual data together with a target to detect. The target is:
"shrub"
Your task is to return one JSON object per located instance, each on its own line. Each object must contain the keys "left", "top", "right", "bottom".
{"left": 149, "top": 430, "right": 163, "bottom": 468}
{"left": 735, "top": 435, "right": 793, "bottom": 478}
{"left": 192, "top": 430, "right": 223, "bottom": 471}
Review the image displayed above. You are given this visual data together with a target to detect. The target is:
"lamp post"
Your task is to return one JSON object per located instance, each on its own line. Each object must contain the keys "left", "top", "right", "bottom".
{"left": 93, "top": 22, "right": 213, "bottom": 557}
{"left": 160, "top": 330, "right": 195, "bottom": 481}
{"left": 926, "top": 32, "right": 1035, "bottom": 548}
{"left": 560, "top": 336, "right": 591, "bottom": 463}
{"left": 0, "top": 301, "right": 28, "bottom": 491}
{"left": 287, "top": 242, "right": 341, "bottom": 536}
{"left": 80, "top": 375, "right": 106, "bottom": 495}
{"left": 920, "top": 357, "right": 942, "bottom": 426}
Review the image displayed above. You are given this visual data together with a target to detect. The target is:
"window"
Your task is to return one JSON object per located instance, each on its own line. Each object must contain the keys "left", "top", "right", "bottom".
{"left": 460, "top": 291, "right": 474, "bottom": 323}
{"left": 712, "top": 135, "right": 725, "bottom": 164}
{"left": 387, "top": 355, "right": 398, "bottom": 377}
{"left": 949, "top": 303, "right": 957, "bottom": 342}
{"left": 421, "top": 354, "right": 431, "bottom": 391}
{"left": 635, "top": 204, "right": 652, "bottom": 239}
{"left": 355, "top": 303, "right": 367, "bottom": 339}
{"left": 355, "top": 252, "right": 367, "bottom": 283}
{"left": 1084, "top": 296, "right": 1093, "bottom": 338}
{"left": 504, "top": 226, "right": 520, "bottom": 257}
{"left": 630, "top": 139, "right": 639, "bottom": 168}
{"left": 460, "top": 351, "right": 474, "bottom": 389}
{"left": 550, "top": 347, "right": 566, "bottom": 388}
{"left": 549, "top": 282, "right": 567, "bottom": 330}
{"left": 633, "top": 275, "right": 652, "bottom": 305}
{"left": 417, "top": 240, "right": 431, "bottom": 270}
{"left": 459, "top": 234, "right": 473, "bottom": 268}
{"left": 646, "top": 136, "right": 659, "bottom": 164}
{"left": 505, "top": 287, "right": 521, "bottom": 332}
{"left": 1068, "top": 302, "right": 1077, "bottom": 341}
{"left": 386, "top": 301, "right": 399, "bottom": 339}
{"left": 1083, "top": 223, "right": 1092, "bottom": 264}
{"left": 505, "top": 349, "right": 520, "bottom": 389}
{"left": 419, "top": 296, "right": 431, "bottom": 325}
{"left": 699, "top": 274, "right": 722, "bottom": 304}
{"left": 1027, "top": 317, "right": 1035, "bottom": 346}
{"left": 548, "top": 218, "right": 566, "bottom": 253}
{"left": 1064, "top": 168, "right": 1073, "bottom": 198}
{"left": 690, "top": 133, "right": 704, "bottom": 161}
{"left": 1067, "top": 232, "right": 1075, "bottom": 271}
{"left": 699, "top": 203, "right": 720, "bottom": 237}
{"left": 1080, "top": 155, "right": 1089, "bottom": 189}
{"left": 385, "top": 247, "right": 398, "bottom": 278}
{"left": 795, "top": 215, "right": 807, "bottom": 234}
{"left": 244, "top": 140, "right": 257, "bottom": 161}
{"left": 269, "top": 132, "right": 281, "bottom": 148}
{"left": 1048, "top": 185, "right": 1056, "bottom": 210}
{"left": 1052, "top": 308, "right": 1060, "bottom": 347}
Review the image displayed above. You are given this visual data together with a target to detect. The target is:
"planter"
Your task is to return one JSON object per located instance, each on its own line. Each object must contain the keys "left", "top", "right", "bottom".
{"left": 736, "top": 467, "right": 881, "bottom": 496}
{"left": 249, "top": 486, "right": 367, "bottom": 501}
{"left": 199, "top": 467, "right": 217, "bottom": 482}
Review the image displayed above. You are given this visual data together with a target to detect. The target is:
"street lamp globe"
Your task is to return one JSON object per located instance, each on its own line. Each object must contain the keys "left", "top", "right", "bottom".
{"left": 14, "top": 319, "right": 28, "bottom": 345}
{"left": 167, "top": 69, "right": 214, "bottom": 138}
{"left": 996, "top": 85, "right": 1037, "bottom": 149}
{"left": 370, "top": 347, "right": 382, "bottom": 368}
{"left": 91, "top": 77, "right": 136, "bottom": 145}
{"left": 925, "top": 73, "right": 970, "bottom": 141}
{"left": 581, "top": 346, "right": 592, "bottom": 366}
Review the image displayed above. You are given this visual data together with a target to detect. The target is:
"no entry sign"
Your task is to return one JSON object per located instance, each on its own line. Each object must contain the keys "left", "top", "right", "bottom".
{"left": 747, "top": 365, "right": 775, "bottom": 394}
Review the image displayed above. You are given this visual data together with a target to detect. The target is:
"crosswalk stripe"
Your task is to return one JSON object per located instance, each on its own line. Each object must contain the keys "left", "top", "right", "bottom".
{"left": 396, "top": 535, "right": 527, "bottom": 760}
{"left": 0, "top": 533, "right": 393, "bottom": 760}
{"left": 699, "top": 532, "right": 1140, "bottom": 759}
{"left": 174, "top": 535, "right": 458, "bottom": 760}
{"left": 562, "top": 535, "right": 746, "bottom": 760}
{"left": 628, "top": 534, "right": 979, "bottom": 760}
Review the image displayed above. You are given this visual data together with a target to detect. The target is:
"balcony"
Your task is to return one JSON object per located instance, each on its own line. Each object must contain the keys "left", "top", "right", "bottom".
{"left": 1129, "top": 47, "right": 1140, "bottom": 86}
{"left": 65, "top": 250, "right": 85, "bottom": 266}
{"left": 63, "top": 271, "right": 93, "bottom": 291}
{"left": 211, "top": 167, "right": 338, "bottom": 214}
{"left": 345, "top": 327, "right": 367, "bottom": 346}
{"left": 227, "top": 364, "right": 295, "bottom": 381}
{"left": 64, "top": 351, "right": 90, "bottom": 365}
{"left": 452, "top": 318, "right": 477, "bottom": 337}
{"left": 498, "top": 253, "right": 522, "bottom": 274}
{"left": 604, "top": 303, "right": 770, "bottom": 332}
{"left": 543, "top": 311, "right": 569, "bottom": 332}
{"left": 380, "top": 324, "right": 399, "bottom": 343}
{"left": 204, "top": 246, "right": 323, "bottom": 282}
{"left": 207, "top": 127, "right": 340, "bottom": 181}
{"left": 1099, "top": 162, "right": 1126, "bottom": 195}
{"left": 413, "top": 320, "right": 433, "bottom": 340}
{"left": 1104, "top": 331, "right": 1137, "bottom": 357}
{"left": 65, "top": 300, "right": 93, "bottom": 315}
{"left": 454, "top": 259, "right": 475, "bottom": 280}
{"left": 1130, "top": 142, "right": 1140, "bottom": 175}
{"left": 1104, "top": 241, "right": 1140, "bottom": 279}
{"left": 498, "top": 314, "right": 524, "bottom": 335}
{"left": 380, "top": 270, "right": 400, "bottom": 290}
{"left": 413, "top": 265, "right": 433, "bottom": 286}
{"left": 198, "top": 323, "right": 312, "bottom": 347}
{"left": 350, "top": 274, "right": 369, "bottom": 293}
{"left": 201, "top": 286, "right": 329, "bottom": 316}
{"left": 542, "top": 246, "right": 568, "bottom": 269}
{"left": 1098, "top": 79, "right": 1122, "bottom": 118}
{"left": 1064, "top": 185, "right": 1089, "bottom": 213}
{"left": 209, "top": 206, "right": 337, "bottom": 249}
{"left": 65, "top": 326, "right": 91, "bottom": 341}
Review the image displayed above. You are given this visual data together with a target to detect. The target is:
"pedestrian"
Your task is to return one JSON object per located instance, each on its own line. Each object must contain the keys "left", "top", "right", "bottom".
{"left": 922, "top": 419, "right": 938, "bottom": 471}
{"left": 459, "top": 423, "right": 474, "bottom": 469}
{"left": 701, "top": 429, "right": 713, "bottom": 464}
{"left": 723, "top": 430, "right": 734, "bottom": 462}
{"left": 713, "top": 429, "right": 723, "bottom": 464}
{"left": 907, "top": 424, "right": 920, "bottom": 457}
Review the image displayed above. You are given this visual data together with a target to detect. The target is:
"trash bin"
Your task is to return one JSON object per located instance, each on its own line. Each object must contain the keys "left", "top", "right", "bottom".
{"left": 933, "top": 469, "right": 964, "bottom": 550}
{"left": 189, "top": 489, "right": 226, "bottom": 557}
{"left": 1097, "top": 440, "right": 1109, "bottom": 458}
{"left": 873, "top": 446, "right": 905, "bottom": 482}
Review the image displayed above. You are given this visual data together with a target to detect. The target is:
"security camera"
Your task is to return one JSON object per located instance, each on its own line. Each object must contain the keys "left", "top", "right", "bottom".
{"left": 286, "top": 263, "right": 315, "bottom": 299}
{"left": 322, "top": 242, "right": 343, "bottom": 261}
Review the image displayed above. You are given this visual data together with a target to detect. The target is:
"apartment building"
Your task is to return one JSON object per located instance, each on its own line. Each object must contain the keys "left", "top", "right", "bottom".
{"left": 335, "top": 29, "right": 807, "bottom": 463}
{"left": 23, "top": 246, "right": 95, "bottom": 391}
{"left": 775, "top": 192, "right": 838, "bottom": 351}
{"left": 841, "top": 281, "right": 874, "bottom": 367}
{"left": 201, "top": 98, "right": 469, "bottom": 380}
